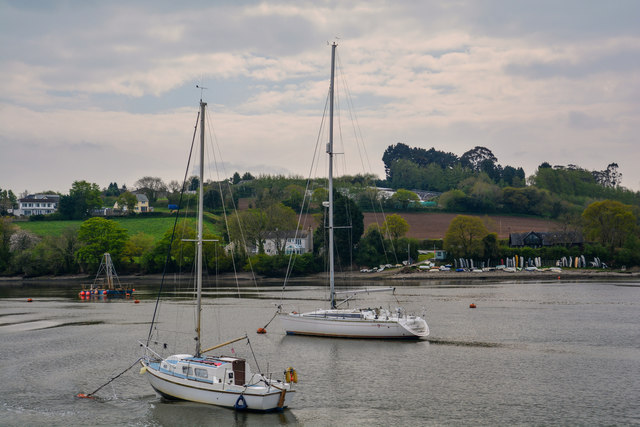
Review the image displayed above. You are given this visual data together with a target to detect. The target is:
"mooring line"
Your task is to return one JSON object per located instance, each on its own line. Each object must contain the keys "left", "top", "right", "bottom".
{"left": 77, "top": 357, "right": 142, "bottom": 399}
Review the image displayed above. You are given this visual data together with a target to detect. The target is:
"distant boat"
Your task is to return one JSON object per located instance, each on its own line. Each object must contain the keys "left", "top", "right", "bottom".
{"left": 279, "top": 43, "right": 429, "bottom": 340}
{"left": 139, "top": 99, "right": 296, "bottom": 411}
{"left": 79, "top": 253, "right": 133, "bottom": 298}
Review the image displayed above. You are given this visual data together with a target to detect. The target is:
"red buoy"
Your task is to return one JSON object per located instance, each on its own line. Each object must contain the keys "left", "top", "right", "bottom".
{"left": 257, "top": 328, "right": 267, "bottom": 334}
{"left": 469, "top": 303, "right": 477, "bottom": 309}
{"left": 76, "top": 393, "right": 94, "bottom": 399}
{"left": 27, "top": 298, "right": 33, "bottom": 303}
{"left": 134, "top": 300, "right": 140, "bottom": 304}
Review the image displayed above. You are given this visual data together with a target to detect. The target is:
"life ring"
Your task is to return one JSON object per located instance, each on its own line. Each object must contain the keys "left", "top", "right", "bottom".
{"left": 234, "top": 394, "right": 248, "bottom": 410}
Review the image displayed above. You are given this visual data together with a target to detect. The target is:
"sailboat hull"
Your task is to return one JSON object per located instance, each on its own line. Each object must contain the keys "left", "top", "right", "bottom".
{"left": 280, "top": 310, "right": 429, "bottom": 339}
{"left": 142, "top": 360, "right": 294, "bottom": 412}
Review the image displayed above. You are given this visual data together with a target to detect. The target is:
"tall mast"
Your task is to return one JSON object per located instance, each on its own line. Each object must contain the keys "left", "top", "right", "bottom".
{"left": 328, "top": 42, "right": 336, "bottom": 309}
{"left": 195, "top": 100, "right": 206, "bottom": 356}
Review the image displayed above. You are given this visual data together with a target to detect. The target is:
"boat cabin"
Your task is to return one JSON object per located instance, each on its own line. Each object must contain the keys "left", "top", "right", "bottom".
{"left": 159, "top": 354, "right": 248, "bottom": 386}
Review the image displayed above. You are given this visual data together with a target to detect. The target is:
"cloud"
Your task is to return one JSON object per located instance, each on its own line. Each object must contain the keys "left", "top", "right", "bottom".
{"left": 1, "top": 1, "right": 640, "bottom": 192}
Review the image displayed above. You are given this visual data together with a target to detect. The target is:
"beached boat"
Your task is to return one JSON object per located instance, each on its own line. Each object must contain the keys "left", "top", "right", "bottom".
{"left": 79, "top": 252, "right": 133, "bottom": 298}
{"left": 140, "top": 100, "right": 296, "bottom": 411}
{"left": 279, "top": 43, "right": 429, "bottom": 339}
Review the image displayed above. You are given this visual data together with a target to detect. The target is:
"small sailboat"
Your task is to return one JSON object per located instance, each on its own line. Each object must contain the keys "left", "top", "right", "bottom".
{"left": 280, "top": 43, "right": 429, "bottom": 339}
{"left": 79, "top": 252, "right": 133, "bottom": 298}
{"left": 140, "top": 100, "right": 296, "bottom": 411}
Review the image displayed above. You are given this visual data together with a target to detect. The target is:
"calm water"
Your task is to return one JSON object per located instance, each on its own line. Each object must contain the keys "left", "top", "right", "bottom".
{"left": 0, "top": 278, "right": 639, "bottom": 426}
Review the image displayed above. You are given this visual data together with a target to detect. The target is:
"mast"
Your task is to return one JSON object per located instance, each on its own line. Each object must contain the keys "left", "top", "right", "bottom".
{"left": 105, "top": 253, "right": 113, "bottom": 290}
{"left": 195, "top": 100, "right": 206, "bottom": 356}
{"left": 328, "top": 42, "right": 336, "bottom": 309}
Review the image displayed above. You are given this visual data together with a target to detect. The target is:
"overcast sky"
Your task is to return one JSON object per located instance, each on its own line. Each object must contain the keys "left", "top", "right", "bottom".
{"left": 1, "top": 0, "right": 639, "bottom": 195}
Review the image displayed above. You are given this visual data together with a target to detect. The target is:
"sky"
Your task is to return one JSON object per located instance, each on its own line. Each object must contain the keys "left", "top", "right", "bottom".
{"left": 1, "top": 0, "right": 639, "bottom": 195}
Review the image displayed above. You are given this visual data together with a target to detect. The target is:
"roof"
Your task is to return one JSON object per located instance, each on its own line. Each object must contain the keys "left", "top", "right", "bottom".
{"left": 19, "top": 194, "right": 60, "bottom": 203}
{"left": 135, "top": 193, "right": 149, "bottom": 203}
{"left": 509, "top": 231, "right": 583, "bottom": 247}
{"left": 263, "top": 230, "right": 311, "bottom": 239}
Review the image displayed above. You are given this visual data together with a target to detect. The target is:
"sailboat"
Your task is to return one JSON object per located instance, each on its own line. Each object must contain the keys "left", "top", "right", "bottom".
{"left": 279, "top": 43, "right": 429, "bottom": 339}
{"left": 140, "top": 100, "right": 296, "bottom": 411}
{"left": 79, "top": 252, "right": 133, "bottom": 298}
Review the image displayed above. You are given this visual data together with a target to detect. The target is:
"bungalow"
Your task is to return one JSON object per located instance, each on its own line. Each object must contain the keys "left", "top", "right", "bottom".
{"left": 509, "top": 231, "right": 584, "bottom": 248}
{"left": 15, "top": 194, "right": 60, "bottom": 216}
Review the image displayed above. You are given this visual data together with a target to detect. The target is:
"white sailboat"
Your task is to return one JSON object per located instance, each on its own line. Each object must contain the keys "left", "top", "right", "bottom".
{"left": 140, "top": 100, "right": 296, "bottom": 411}
{"left": 280, "top": 43, "right": 429, "bottom": 339}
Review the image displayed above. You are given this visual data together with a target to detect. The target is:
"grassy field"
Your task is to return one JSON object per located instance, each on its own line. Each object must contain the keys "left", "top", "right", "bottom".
{"left": 15, "top": 215, "right": 222, "bottom": 241}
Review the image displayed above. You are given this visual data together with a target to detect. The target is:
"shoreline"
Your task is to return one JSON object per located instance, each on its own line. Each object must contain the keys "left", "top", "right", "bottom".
{"left": 1, "top": 268, "right": 638, "bottom": 286}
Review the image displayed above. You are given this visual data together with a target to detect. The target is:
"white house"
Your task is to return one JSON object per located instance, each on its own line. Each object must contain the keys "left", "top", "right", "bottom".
{"left": 113, "top": 193, "right": 152, "bottom": 213}
{"left": 262, "top": 229, "right": 314, "bottom": 255}
{"left": 15, "top": 194, "right": 60, "bottom": 216}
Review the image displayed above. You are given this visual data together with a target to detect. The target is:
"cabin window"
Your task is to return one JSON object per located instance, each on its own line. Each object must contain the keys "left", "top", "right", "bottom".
{"left": 194, "top": 368, "right": 208, "bottom": 378}
{"left": 182, "top": 366, "right": 193, "bottom": 376}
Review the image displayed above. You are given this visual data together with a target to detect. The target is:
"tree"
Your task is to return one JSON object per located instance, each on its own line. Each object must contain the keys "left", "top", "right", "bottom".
{"left": 283, "top": 184, "right": 305, "bottom": 212}
{"left": 123, "top": 232, "right": 155, "bottom": 266}
{"left": 443, "top": 215, "right": 489, "bottom": 259}
{"left": 116, "top": 191, "right": 138, "bottom": 214}
{"left": 0, "top": 188, "right": 17, "bottom": 214}
{"left": 311, "top": 187, "right": 329, "bottom": 209}
{"left": 228, "top": 208, "right": 269, "bottom": 254}
{"left": 582, "top": 200, "right": 637, "bottom": 249}
{"left": 381, "top": 214, "right": 409, "bottom": 241}
{"left": 391, "top": 189, "right": 420, "bottom": 210}
{"left": 314, "top": 191, "right": 364, "bottom": 267}
{"left": 103, "top": 182, "right": 123, "bottom": 197}
{"left": 75, "top": 217, "right": 129, "bottom": 271}
{"left": 231, "top": 172, "right": 242, "bottom": 184}
{"left": 266, "top": 204, "right": 299, "bottom": 255}
{"left": 438, "top": 189, "right": 467, "bottom": 211}
{"left": 59, "top": 180, "right": 102, "bottom": 220}
{"left": 593, "top": 163, "right": 622, "bottom": 188}
{"left": 355, "top": 225, "right": 387, "bottom": 267}
{"left": 460, "top": 146, "right": 498, "bottom": 172}
{"left": 482, "top": 233, "right": 499, "bottom": 260}
{"left": 134, "top": 176, "right": 167, "bottom": 204}
{"left": 0, "top": 218, "right": 17, "bottom": 272}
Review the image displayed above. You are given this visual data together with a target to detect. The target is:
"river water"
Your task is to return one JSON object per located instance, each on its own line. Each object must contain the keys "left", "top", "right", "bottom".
{"left": 0, "top": 278, "right": 638, "bottom": 426}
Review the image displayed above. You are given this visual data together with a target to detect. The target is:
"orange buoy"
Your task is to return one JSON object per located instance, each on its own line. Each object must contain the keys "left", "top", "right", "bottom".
{"left": 76, "top": 393, "right": 94, "bottom": 399}
{"left": 134, "top": 300, "right": 140, "bottom": 304}
{"left": 102, "top": 290, "right": 107, "bottom": 295}
{"left": 257, "top": 328, "right": 267, "bottom": 334}
{"left": 469, "top": 303, "right": 476, "bottom": 309}
{"left": 27, "top": 298, "right": 33, "bottom": 302}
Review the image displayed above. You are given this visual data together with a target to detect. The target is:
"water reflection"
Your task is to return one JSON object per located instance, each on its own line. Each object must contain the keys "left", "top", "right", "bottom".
{"left": 147, "top": 400, "right": 299, "bottom": 426}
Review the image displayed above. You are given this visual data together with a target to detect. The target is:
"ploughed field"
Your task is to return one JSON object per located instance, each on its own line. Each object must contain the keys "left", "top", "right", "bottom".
{"left": 363, "top": 212, "right": 560, "bottom": 239}
{"left": 299, "top": 212, "right": 559, "bottom": 240}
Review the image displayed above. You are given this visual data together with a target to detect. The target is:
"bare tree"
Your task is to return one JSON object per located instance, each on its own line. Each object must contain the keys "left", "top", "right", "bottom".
{"left": 134, "top": 176, "right": 167, "bottom": 203}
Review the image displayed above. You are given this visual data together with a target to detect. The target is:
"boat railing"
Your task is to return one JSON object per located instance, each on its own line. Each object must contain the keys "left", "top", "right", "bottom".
{"left": 138, "top": 341, "right": 163, "bottom": 360}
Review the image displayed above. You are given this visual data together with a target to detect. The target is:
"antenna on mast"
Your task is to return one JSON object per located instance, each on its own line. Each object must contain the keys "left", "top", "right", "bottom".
{"left": 195, "top": 84, "right": 208, "bottom": 101}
